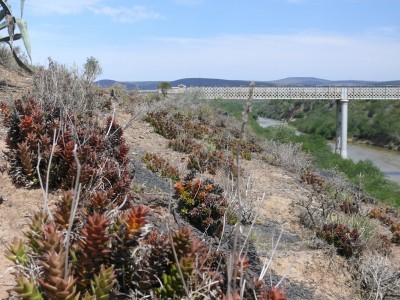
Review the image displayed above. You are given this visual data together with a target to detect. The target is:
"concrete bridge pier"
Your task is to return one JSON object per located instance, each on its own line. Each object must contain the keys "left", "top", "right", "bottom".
{"left": 335, "top": 88, "right": 349, "bottom": 159}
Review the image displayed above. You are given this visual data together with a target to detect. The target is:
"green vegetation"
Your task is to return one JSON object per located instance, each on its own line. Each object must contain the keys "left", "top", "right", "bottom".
{"left": 83, "top": 56, "right": 102, "bottom": 83}
{"left": 214, "top": 99, "right": 400, "bottom": 205}
{"left": 253, "top": 99, "right": 400, "bottom": 150}
{"left": 157, "top": 81, "right": 172, "bottom": 98}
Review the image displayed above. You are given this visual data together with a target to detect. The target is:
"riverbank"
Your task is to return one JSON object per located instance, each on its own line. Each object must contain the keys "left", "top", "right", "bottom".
{"left": 253, "top": 98, "right": 400, "bottom": 151}
{"left": 258, "top": 117, "right": 400, "bottom": 184}
{"left": 327, "top": 140, "right": 400, "bottom": 184}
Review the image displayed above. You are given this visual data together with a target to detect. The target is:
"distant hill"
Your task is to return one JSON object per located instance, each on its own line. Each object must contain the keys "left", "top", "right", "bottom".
{"left": 171, "top": 78, "right": 275, "bottom": 87}
{"left": 96, "top": 78, "right": 275, "bottom": 90}
{"left": 373, "top": 80, "right": 400, "bottom": 86}
{"left": 269, "top": 77, "right": 332, "bottom": 86}
{"left": 96, "top": 80, "right": 158, "bottom": 90}
{"left": 328, "top": 80, "right": 378, "bottom": 86}
{"left": 96, "top": 77, "right": 400, "bottom": 90}
{"left": 257, "top": 77, "right": 380, "bottom": 86}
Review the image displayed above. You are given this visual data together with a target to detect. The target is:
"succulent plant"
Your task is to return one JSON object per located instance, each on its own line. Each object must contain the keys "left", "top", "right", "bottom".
{"left": 76, "top": 213, "right": 111, "bottom": 289}
{"left": 253, "top": 278, "right": 287, "bottom": 300}
{"left": 156, "top": 262, "right": 191, "bottom": 299}
{"left": 156, "top": 227, "right": 205, "bottom": 299}
{"left": 130, "top": 230, "right": 171, "bottom": 291}
{"left": 122, "top": 205, "right": 149, "bottom": 236}
{"left": 5, "top": 237, "right": 28, "bottom": 266}
{"left": 175, "top": 173, "right": 228, "bottom": 236}
{"left": 317, "top": 223, "right": 362, "bottom": 258}
{"left": 24, "top": 211, "right": 48, "bottom": 253}
{"left": 14, "top": 277, "right": 44, "bottom": 300}
{"left": 39, "top": 223, "right": 64, "bottom": 254}
{"left": 1, "top": 99, "right": 133, "bottom": 204}
{"left": 53, "top": 190, "right": 75, "bottom": 229}
{"left": 38, "top": 250, "right": 79, "bottom": 300}
{"left": 85, "top": 265, "right": 116, "bottom": 300}
{"left": 142, "top": 153, "right": 180, "bottom": 180}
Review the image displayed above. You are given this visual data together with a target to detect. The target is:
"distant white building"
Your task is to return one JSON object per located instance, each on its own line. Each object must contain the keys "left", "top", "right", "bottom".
{"left": 167, "top": 84, "right": 187, "bottom": 94}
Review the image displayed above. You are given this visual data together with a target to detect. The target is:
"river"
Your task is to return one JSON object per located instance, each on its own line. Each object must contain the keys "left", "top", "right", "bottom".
{"left": 258, "top": 117, "right": 400, "bottom": 184}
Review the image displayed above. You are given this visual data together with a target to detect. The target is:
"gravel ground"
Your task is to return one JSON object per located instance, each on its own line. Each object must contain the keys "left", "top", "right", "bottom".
{"left": 130, "top": 158, "right": 173, "bottom": 194}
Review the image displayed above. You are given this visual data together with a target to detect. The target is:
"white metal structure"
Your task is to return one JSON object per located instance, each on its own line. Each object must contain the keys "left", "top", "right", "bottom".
{"left": 186, "top": 86, "right": 400, "bottom": 100}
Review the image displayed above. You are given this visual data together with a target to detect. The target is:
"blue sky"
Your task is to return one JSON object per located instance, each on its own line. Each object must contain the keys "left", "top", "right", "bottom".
{"left": 8, "top": 0, "right": 400, "bottom": 81}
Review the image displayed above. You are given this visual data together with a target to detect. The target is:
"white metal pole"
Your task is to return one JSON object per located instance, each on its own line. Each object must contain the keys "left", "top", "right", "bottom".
{"left": 340, "top": 88, "right": 349, "bottom": 159}
{"left": 335, "top": 99, "right": 341, "bottom": 154}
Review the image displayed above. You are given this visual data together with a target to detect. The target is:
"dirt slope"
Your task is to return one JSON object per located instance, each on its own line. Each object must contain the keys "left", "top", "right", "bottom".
{"left": 0, "top": 66, "right": 399, "bottom": 299}
{"left": 0, "top": 67, "right": 35, "bottom": 299}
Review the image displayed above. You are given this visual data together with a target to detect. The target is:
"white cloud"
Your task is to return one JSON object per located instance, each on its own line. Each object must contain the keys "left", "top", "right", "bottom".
{"left": 26, "top": 0, "right": 102, "bottom": 15}
{"left": 25, "top": 1, "right": 164, "bottom": 23}
{"left": 89, "top": 6, "right": 164, "bottom": 23}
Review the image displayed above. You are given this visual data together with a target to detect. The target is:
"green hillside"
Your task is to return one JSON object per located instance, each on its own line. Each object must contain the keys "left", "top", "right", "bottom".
{"left": 253, "top": 99, "right": 400, "bottom": 150}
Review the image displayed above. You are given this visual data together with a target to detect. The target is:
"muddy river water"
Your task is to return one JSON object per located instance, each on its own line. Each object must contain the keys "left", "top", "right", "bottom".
{"left": 258, "top": 117, "right": 400, "bottom": 183}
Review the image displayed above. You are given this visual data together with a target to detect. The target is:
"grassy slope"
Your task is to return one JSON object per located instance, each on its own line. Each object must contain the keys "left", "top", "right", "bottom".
{"left": 214, "top": 99, "right": 400, "bottom": 206}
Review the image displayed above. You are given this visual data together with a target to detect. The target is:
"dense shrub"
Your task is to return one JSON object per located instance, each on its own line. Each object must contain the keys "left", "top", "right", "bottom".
{"left": 33, "top": 58, "right": 109, "bottom": 115}
{"left": 145, "top": 109, "right": 210, "bottom": 141}
{"left": 340, "top": 200, "right": 360, "bottom": 215}
{"left": 0, "top": 99, "right": 132, "bottom": 207}
{"left": 174, "top": 171, "right": 228, "bottom": 236}
{"left": 145, "top": 107, "right": 258, "bottom": 178}
{"left": 142, "top": 152, "right": 180, "bottom": 180}
{"left": 213, "top": 136, "right": 263, "bottom": 160}
{"left": 168, "top": 136, "right": 200, "bottom": 154}
{"left": 317, "top": 223, "right": 362, "bottom": 258}
{"left": 293, "top": 111, "right": 304, "bottom": 119}
{"left": 187, "top": 147, "right": 238, "bottom": 177}
{"left": 369, "top": 208, "right": 400, "bottom": 244}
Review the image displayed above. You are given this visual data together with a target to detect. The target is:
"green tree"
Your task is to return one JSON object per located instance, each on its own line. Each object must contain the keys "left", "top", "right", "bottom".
{"left": 83, "top": 56, "right": 102, "bottom": 84}
{"left": 158, "top": 81, "right": 172, "bottom": 98}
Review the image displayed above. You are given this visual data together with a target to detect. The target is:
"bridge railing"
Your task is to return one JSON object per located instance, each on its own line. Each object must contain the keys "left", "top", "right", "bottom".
{"left": 185, "top": 86, "right": 400, "bottom": 100}
{"left": 346, "top": 86, "right": 400, "bottom": 100}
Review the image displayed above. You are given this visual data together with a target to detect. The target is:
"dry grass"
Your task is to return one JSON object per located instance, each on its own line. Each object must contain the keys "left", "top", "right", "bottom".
{"left": 263, "top": 141, "right": 312, "bottom": 176}
{"left": 32, "top": 58, "right": 109, "bottom": 115}
{"left": 359, "top": 253, "right": 400, "bottom": 299}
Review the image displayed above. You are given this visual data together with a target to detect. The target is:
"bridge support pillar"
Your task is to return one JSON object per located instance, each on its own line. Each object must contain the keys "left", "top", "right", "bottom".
{"left": 335, "top": 88, "right": 349, "bottom": 159}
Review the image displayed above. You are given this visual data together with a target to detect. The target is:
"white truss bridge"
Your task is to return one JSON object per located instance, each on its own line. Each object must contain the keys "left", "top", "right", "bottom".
{"left": 186, "top": 86, "right": 400, "bottom": 100}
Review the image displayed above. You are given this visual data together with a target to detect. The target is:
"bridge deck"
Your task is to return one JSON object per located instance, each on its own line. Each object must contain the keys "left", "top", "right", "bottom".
{"left": 186, "top": 86, "right": 400, "bottom": 100}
